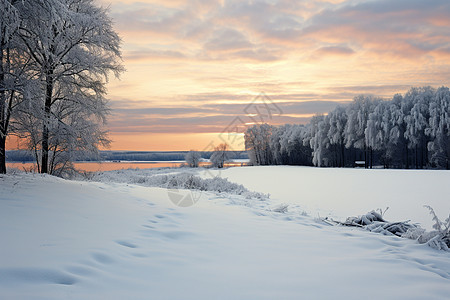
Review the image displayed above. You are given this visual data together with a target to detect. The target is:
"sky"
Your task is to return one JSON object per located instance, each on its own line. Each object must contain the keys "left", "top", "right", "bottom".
{"left": 96, "top": 0, "right": 450, "bottom": 151}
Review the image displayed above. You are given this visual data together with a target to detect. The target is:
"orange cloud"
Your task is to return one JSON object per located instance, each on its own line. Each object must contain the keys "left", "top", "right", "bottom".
{"left": 94, "top": 0, "right": 450, "bottom": 150}
{"left": 110, "top": 132, "right": 245, "bottom": 151}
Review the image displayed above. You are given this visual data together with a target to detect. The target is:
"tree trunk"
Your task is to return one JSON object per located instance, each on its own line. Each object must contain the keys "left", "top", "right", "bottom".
{"left": 364, "top": 145, "right": 367, "bottom": 169}
{"left": 415, "top": 144, "right": 418, "bottom": 169}
{"left": 0, "top": 135, "right": 6, "bottom": 174}
{"left": 0, "top": 41, "right": 17, "bottom": 175}
{"left": 41, "top": 69, "right": 54, "bottom": 174}
{"left": 370, "top": 147, "right": 373, "bottom": 169}
{"left": 424, "top": 139, "right": 429, "bottom": 168}
{"left": 0, "top": 89, "right": 14, "bottom": 174}
{"left": 0, "top": 42, "right": 6, "bottom": 174}
{"left": 405, "top": 145, "right": 409, "bottom": 169}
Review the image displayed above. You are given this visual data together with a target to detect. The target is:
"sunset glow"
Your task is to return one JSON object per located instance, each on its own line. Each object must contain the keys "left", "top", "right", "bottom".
{"left": 88, "top": 0, "right": 450, "bottom": 150}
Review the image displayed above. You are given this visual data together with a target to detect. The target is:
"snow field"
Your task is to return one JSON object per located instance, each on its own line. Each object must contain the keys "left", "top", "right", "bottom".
{"left": 0, "top": 168, "right": 450, "bottom": 299}
{"left": 204, "top": 166, "right": 450, "bottom": 230}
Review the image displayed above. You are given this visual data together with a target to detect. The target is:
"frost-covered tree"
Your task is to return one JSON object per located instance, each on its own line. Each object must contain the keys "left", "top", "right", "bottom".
{"left": 269, "top": 125, "right": 284, "bottom": 165}
{"left": 345, "top": 95, "right": 381, "bottom": 168}
{"left": 245, "top": 124, "right": 274, "bottom": 165}
{"left": 0, "top": 0, "right": 22, "bottom": 173}
{"left": 14, "top": 0, "right": 123, "bottom": 174}
{"left": 426, "top": 87, "right": 450, "bottom": 169}
{"left": 327, "top": 106, "right": 348, "bottom": 167}
{"left": 275, "top": 124, "right": 311, "bottom": 165}
{"left": 185, "top": 150, "right": 201, "bottom": 168}
{"left": 243, "top": 86, "right": 450, "bottom": 170}
{"left": 244, "top": 123, "right": 312, "bottom": 166}
{"left": 309, "top": 115, "right": 332, "bottom": 167}
{"left": 366, "top": 101, "right": 397, "bottom": 167}
{"left": 403, "top": 87, "right": 434, "bottom": 168}
{"left": 210, "top": 143, "right": 229, "bottom": 168}
{"left": 366, "top": 100, "right": 401, "bottom": 168}
{"left": 381, "top": 94, "right": 407, "bottom": 168}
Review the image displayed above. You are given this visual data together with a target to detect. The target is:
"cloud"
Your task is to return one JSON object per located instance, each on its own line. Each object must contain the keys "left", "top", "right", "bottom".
{"left": 123, "top": 49, "right": 186, "bottom": 62}
{"left": 112, "top": 107, "right": 213, "bottom": 116}
{"left": 204, "top": 28, "right": 252, "bottom": 51}
{"left": 109, "top": 0, "right": 450, "bottom": 62}
{"left": 110, "top": 2, "right": 193, "bottom": 34}
{"left": 107, "top": 94, "right": 352, "bottom": 135}
{"left": 327, "top": 84, "right": 412, "bottom": 94}
{"left": 100, "top": 0, "right": 450, "bottom": 143}
{"left": 280, "top": 100, "right": 348, "bottom": 114}
{"left": 315, "top": 46, "right": 354, "bottom": 56}
{"left": 309, "top": 45, "right": 355, "bottom": 60}
{"left": 301, "top": 0, "right": 450, "bottom": 60}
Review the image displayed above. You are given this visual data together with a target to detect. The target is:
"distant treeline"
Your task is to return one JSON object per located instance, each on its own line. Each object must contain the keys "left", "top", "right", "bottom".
{"left": 245, "top": 86, "right": 450, "bottom": 169}
{"left": 101, "top": 151, "right": 187, "bottom": 161}
{"left": 6, "top": 150, "right": 248, "bottom": 162}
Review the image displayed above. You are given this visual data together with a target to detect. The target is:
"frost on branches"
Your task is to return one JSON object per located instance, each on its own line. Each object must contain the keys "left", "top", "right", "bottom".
{"left": 1, "top": 0, "right": 124, "bottom": 176}
{"left": 245, "top": 87, "right": 450, "bottom": 169}
{"left": 185, "top": 150, "right": 201, "bottom": 168}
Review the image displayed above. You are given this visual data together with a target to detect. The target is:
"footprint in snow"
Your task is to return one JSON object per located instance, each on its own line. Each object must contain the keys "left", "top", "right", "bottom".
{"left": 0, "top": 267, "right": 77, "bottom": 286}
{"left": 116, "top": 240, "right": 138, "bottom": 249}
{"left": 65, "top": 265, "right": 96, "bottom": 277}
{"left": 91, "top": 252, "right": 115, "bottom": 264}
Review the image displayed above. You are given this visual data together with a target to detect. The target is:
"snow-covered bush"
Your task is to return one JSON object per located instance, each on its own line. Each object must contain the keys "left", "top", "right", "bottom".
{"left": 414, "top": 206, "right": 449, "bottom": 251}
{"left": 272, "top": 204, "right": 289, "bottom": 214}
{"left": 91, "top": 169, "right": 268, "bottom": 200}
{"left": 164, "top": 173, "right": 267, "bottom": 199}
{"left": 333, "top": 207, "right": 450, "bottom": 251}
{"left": 339, "top": 210, "right": 418, "bottom": 237}
{"left": 400, "top": 207, "right": 449, "bottom": 251}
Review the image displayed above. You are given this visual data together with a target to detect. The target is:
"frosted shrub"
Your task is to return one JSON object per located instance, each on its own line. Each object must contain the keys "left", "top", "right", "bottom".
{"left": 163, "top": 173, "right": 268, "bottom": 199}
{"left": 185, "top": 151, "right": 201, "bottom": 168}
{"left": 336, "top": 207, "right": 450, "bottom": 251}
{"left": 341, "top": 210, "right": 418, "bottom": 237}
{"left": 401, "top": 206, "right": 449, "bottom": 251}
{"left": 272, "top": 204, "right": 289, "bottom": 214}
{"left": 91, "top": 170, "right": 268, "bottom": 200}
{"left": 344, "top": 210, "right": 385, "bottom": 226}
{"left": 166, "top": 174, "right": 205, "bottom": 190}
{"left": 419, "top": 206, "right": 450, "bottom": 251}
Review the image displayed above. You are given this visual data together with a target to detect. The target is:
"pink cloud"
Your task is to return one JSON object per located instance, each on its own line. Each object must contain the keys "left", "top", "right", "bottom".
{"left": 99, "top": 0, "right": 450, "bottom": 146}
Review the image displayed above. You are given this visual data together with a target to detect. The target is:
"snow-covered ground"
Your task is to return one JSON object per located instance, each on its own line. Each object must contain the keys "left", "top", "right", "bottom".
{"left": 1, "top": 167, "right": 450, "bottom": 299}
{"left": 202, "top": 166, "right": 450, "bottom": 231}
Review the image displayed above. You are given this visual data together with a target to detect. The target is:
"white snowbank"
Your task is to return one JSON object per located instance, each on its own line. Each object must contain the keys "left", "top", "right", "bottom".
{"left": 1, "top": 169, "right": 450, "bottom": 299}
{"left": 204, "top": 166, "right": 450, "bottom": 230}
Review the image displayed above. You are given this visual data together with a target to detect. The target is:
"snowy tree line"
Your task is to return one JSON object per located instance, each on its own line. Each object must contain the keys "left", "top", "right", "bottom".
{"left": 245, "top": 86, "right": 450, "bottom": 169}
{"left": 0, "top": 0, "right": 123, "bottom": 175}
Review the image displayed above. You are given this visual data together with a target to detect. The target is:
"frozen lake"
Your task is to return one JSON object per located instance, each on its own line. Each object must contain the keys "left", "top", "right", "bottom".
{"left": 6, "top": 160, "right": 248, "bottom": 172}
